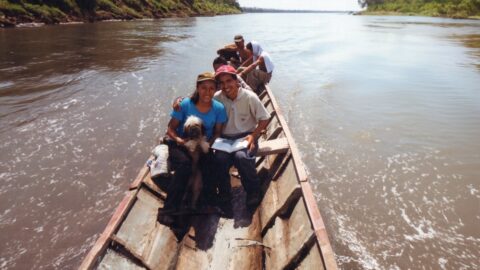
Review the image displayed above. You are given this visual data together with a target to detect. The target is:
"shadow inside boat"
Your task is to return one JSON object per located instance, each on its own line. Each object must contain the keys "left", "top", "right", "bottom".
{"left": 152, "top": 153, "right": 283, "bottom": 250}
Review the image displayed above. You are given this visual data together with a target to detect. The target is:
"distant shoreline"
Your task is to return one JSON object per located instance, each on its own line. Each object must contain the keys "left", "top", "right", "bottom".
{"left": 358, "top": 10, "right": 480, "bottom": 20}
{"left": 241, "top": 6, "right": 480, "bottom": 20}
{"left": 241, "top": 7, "right": 354, "bottom": 14}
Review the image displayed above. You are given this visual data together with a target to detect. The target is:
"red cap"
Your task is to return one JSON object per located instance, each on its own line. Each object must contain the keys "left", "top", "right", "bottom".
{"left": 214, "top": 65, "right": 237, "bottom": 78}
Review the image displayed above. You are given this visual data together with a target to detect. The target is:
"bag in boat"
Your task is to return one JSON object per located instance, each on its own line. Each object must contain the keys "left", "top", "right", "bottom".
{"left": 149, "top": 144, "right": 170, "bottom": 178}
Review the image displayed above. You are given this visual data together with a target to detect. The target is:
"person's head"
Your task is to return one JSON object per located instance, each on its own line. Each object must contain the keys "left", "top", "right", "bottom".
{"left": 215, "top": 65, "right": 239, "bottom": 100}
{"left": 191, "top": 72, "right": 216, "bottom": 104}
{"left": 212, "top": 56, "right": 228, "bottom": 72}
{"left": 246, "top": 41, "right": 262, "bottom": 57}
{"left": 246, "top": 42, "right": 252, "bottom": 52}
{"left": 234, "top": 34, "right": 245, "bottom": 49}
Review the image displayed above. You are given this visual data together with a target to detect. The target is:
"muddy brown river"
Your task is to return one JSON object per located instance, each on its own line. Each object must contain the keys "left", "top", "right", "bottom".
{"left": 1, "top": 14, "right": 479, "bottom": 269}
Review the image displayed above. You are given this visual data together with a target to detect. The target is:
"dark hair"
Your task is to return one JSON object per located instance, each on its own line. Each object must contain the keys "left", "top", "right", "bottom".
{"left": 213, "top": 56, "right": 228, "bottom": 66}
{"left": 246, "top": 42, "right": 252, "bottom": 51}
{"left": 190, "top": 90, "right": 199, "bottom": 104}
{"left": 191, "top": 80, "right": 215, "bottom": 104}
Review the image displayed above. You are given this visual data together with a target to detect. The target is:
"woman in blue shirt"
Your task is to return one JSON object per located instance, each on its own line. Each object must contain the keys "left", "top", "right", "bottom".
{"left": 159, "top": 72, "right": 227, "bottom": 228}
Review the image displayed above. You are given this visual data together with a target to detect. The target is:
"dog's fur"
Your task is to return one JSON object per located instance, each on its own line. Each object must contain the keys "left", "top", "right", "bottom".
{"left": 182, "top": 115, "right": 210, "bottom": 209}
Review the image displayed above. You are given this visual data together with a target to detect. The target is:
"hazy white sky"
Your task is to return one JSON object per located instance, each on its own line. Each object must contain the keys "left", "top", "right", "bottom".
{"left": 237, "top": 0, "right": 361, "bottom": 11}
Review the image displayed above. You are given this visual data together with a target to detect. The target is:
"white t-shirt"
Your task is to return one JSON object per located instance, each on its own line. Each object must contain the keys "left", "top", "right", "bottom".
{"left": 214, "top": 87, "right": 271, "bottom": 136}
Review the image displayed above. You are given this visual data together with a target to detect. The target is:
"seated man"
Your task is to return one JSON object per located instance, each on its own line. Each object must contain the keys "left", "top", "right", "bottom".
{"left": 213, "top": 65, "right": 271, "bottom": 212}
{"left": 238, "top": 41, "right": 274, "bottom": 94}
{"left": 213, "top": 56, "right": 252, "bottom": 91}
{"left": 234, "top": 34, "right": 253, "bottom": 67}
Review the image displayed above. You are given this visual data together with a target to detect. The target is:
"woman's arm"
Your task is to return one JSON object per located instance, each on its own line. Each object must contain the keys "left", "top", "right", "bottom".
{"left": 210, "top": 123, "right": 224, "bottom": 146}
{"left": 167, "top": 118, "right": 185, "bottom": 145}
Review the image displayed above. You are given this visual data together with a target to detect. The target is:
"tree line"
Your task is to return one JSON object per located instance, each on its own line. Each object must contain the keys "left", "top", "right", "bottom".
{"left": 358, "top": 0, "right": 480, "bottom": 18}
{"left": 0, "top": 0, "right": 241, "bottom": 26}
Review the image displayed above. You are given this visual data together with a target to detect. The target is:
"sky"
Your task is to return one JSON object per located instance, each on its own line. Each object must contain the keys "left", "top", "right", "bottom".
{"left": 237, "top": 0, "right": 362, "bottom": 11}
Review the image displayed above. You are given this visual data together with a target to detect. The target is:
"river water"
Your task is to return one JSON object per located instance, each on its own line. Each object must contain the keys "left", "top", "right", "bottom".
{"left": 0, "top": 13, "right": 479, "bottom": 269}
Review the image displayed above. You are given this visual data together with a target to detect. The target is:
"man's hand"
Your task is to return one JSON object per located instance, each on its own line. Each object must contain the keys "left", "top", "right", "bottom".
{"left": 245, "top": 134, "right": 255, "bottom": 152}
{"left": 172, "top": 97, "right": 183, "bottom": 112}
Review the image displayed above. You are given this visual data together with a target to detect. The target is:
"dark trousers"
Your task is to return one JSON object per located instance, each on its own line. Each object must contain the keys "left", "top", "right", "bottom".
{"left": 163, "top": 142, "right": 191, "bottom": 211}
{"left": 163, "top": 141, "right": 216, "bottom": 211}
{"left": 214, "top": 133, "right": 260, "bottom": 201}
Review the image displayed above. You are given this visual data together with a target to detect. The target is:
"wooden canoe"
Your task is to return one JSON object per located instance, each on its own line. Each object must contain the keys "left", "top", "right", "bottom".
{"left": 80, "top": 85, "right": 338, "bottom": 270}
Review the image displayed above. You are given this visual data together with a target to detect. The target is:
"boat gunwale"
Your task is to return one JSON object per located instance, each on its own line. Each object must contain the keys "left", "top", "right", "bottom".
{"left": 263, "top": 85, "right": 338, "bottom": 270}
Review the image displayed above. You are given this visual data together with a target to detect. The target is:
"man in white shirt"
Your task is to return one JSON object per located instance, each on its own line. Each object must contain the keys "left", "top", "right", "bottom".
{"left": 238, "top": 41, "right": 274, "bottom": 94}
{"left": 213, "top": 65, "right": 270, "bottom": 213}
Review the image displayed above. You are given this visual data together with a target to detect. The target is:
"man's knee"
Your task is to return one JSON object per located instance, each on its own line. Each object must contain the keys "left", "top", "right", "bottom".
{"left": 175, "top": 162, "right": 192, "bottom": 175}
{"left": 215, "top": 151, "right": 231, "bottom": 164}
{"left": 233, "top": 150, "right": 252, "bottom": 161}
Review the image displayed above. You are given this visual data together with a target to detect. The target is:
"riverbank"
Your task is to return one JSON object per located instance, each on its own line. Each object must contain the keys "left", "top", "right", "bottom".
{"left": 359, "top": 10, "right": 480, "bottom": 20}
{"left": 358, "top": 0, "right": 480, "bottom": 19}
{"left": 0, "top": 0, "right": 241, "bottom": 27}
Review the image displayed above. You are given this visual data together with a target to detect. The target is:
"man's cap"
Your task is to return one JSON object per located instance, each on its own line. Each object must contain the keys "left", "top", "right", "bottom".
{"left": 197, "top": 72, "right": 215, "bottom": 83}
{"left": 215, "top": 65, "right": 237, "bottom": 78}
{"left": 234, "top": 34, "right": 244, "bottom": 42}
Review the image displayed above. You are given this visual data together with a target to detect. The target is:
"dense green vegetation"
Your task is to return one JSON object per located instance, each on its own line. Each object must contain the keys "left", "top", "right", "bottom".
{"left": 358, "top": 0, "right": 480, "bottom": 18}
{"left": 0, "top": 0, "right": 241, "bottom": 26}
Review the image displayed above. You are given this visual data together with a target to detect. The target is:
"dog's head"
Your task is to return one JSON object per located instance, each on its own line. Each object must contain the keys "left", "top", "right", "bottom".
{"left": 183, "top": 115, "right": 205, "bottom": 140}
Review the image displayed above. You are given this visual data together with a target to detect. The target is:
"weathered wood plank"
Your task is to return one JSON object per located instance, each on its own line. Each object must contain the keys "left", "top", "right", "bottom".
{"left": 96, "top": 249, "right": 146, "bottom": 270}
{"left": 115, "top": 189, "right": 163, "bottom": 255}
{"left": 300, "top": 182, "right": 338, "bottom": 270}
{"left": 175, "top": 181, "right": 263, "bottom": 270}
{"left": 130, "top": 156, "right": 153, "bottom": 190}
{"left": 207, "top": 214, "right": 263, "bottom": 270}
{"left": 265, "top": 85, "right": 338, "bottom": 269}
{"left": 263, "top": 199, "right": 314, "bottom": 270}
{"left": 110, "top": 235, "right": 153, "bottom": 270}
{"left": 296, "top": 243, "right": 325, "bottom": 270}
{"left": 257, "top": 138, "right": 289, "bottom": 156}
{"left": 264, "top": 86, "right": 307, "bottom": 182}
{"left": 113, "top": 188, "right": 181, "bottom": 270}
{"left": 259, "top": 161, "right": 301, "bottom": 234}
{"left": 79, "top": 189, "right": 138, "bottom": 270}
{"left": 143, "top": 223, "right": 180, "bottom": 269}
{"left": 142, "top": 172, "right": 167, "bottom": 200}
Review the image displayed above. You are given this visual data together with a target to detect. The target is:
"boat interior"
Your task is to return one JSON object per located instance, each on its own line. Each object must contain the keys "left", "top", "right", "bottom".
{"left": 80, "top": 87, "right": 335, "bottom": 270}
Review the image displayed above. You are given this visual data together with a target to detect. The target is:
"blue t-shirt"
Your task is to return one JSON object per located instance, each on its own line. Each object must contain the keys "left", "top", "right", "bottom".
{"left": 170, "top": 98, "right": 227, "bottom": 140}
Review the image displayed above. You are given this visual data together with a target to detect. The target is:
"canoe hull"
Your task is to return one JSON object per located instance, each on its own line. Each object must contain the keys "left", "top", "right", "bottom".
{"left": 80, "top": 86, "right": 337, "bottom": 270}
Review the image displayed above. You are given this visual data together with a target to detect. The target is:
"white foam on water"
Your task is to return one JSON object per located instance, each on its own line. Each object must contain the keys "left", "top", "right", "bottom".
{"left": 401, "top": 208, "right": 437, "bottom": 241}
{"left": 336, "top": 214, "right": 381, "bottom": 270}
{"left": 438, "top": 258, "right": 448, "bottom": 270}
{"left": 467, "top": 184, "right": 479, "bottom": 196}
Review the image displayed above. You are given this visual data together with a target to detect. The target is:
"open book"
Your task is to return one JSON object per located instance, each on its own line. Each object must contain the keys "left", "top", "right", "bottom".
{"left": 211, "top": 137, "right": 249, "bottom": 153}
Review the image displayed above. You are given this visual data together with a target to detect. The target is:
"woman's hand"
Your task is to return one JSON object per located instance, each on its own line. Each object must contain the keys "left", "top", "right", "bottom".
{"left": 175, "top": 137, "right": 186, "bottom": 145}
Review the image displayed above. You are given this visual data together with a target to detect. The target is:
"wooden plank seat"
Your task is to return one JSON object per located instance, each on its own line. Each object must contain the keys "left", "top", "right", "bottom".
{"left": 257, "top": 137, "right": 289, "bottom": 156}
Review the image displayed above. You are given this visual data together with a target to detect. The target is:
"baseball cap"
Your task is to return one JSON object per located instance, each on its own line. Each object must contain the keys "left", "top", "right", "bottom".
{"left": 214, "top": 65, "right": 237, "bottom": 78}
{"left": 196, "top": 72, "right": 215, "bottom": 83}
{"left": 234, "top": 34, "right": 244, "bottom": 42}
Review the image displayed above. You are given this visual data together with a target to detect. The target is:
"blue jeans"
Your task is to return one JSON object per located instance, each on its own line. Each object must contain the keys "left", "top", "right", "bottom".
{"left": 214, "top": 133, "right": 260, "bottom": 202}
